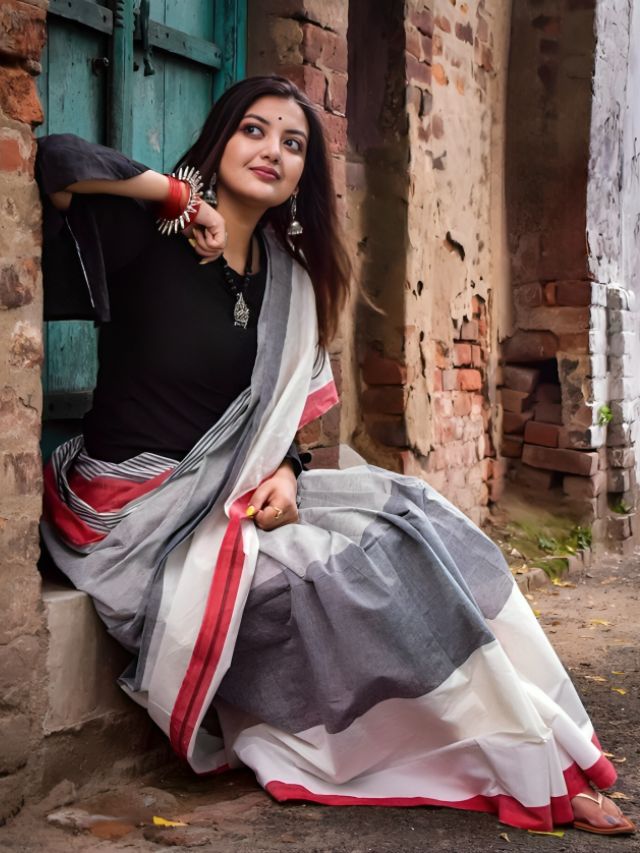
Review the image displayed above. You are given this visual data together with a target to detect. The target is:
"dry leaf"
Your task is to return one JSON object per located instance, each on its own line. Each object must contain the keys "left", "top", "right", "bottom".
{"left": 612, "top": 687, "right": 627, "bottom": 695}
{"left": 611, "top": 670, "right": 625, "bottom": 676}
{"left": 533, "top": 609, "right": 542, "bottom": 618}
{"left": 152, "top": 816, "right": 188, "bottom": 827}
{"left": 609, "top": 792, "right": 631, "bottom": 801}
{"left": 590, "top": 619, "right": 612, "bottom": 626}
{"left": 613, "top": 757, "right": 627, "bottom": 764}
{"left": 528, "top": 829, "right": 565, "bottom": 837}
{"left": 604, "top": 751, "right": 615, "bottom": 757}
{"left": 551, "top": 579, "right": 576, "bottom": 588}
{"left": 582, "top": 675, "right": 607, "bottom": 682}
{"left": 499, "top": 832, "right": 511, "bottom": 842}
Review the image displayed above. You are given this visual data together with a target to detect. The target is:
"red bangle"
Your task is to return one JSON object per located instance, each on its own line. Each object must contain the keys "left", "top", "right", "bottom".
{"left": 156, "top": 175, "right": 188, "bottom": 220}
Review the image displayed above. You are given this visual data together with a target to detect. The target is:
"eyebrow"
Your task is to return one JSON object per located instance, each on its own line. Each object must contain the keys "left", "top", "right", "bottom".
{"left": 243, "top": 112, "right": 308, "bottom": 140}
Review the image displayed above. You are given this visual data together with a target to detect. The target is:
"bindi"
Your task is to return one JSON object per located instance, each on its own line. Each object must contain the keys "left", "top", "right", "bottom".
{"left": 278, "top": 116, "right": 283, "bottom": 121}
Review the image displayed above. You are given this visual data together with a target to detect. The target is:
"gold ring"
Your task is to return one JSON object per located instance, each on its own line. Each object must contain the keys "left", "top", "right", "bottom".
{"left": 272, "top": 506, "right": 283, "bottom": 519}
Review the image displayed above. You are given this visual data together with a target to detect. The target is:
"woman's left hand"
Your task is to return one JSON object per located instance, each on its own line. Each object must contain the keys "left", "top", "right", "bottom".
{"left": 248, "top": 462, "right": 299, "bottom": 531}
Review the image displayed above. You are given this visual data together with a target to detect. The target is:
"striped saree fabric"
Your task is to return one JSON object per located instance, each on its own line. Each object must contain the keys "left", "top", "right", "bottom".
{"left": 42, "top": 233, "right": 616, "bottom": 832}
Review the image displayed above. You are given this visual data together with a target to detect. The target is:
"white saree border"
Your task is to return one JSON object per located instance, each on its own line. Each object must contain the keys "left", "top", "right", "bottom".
{"left": 147, "top": 259, "right": 339, "bottom": 773}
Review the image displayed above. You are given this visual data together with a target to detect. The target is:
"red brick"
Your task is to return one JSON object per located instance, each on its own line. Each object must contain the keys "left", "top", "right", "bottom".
{"left": 458, "top": 369, "right": 482, "bottom": 392}
{"left": 521, "top": 445, "right": 598, "bottom": 476}
{"left": 502, "top": 365, "right": 540, "bottom": 393}
{"left": 296, "top": 418, "right": 321, "bottom": 447}
{"left": 361, "top": 386, "right": 405, "bottom": 415}
{"left": 452, "top": 342, "right": 472, "bottom": 366}
{"left": 471, "top": 345, "right": 485, "bottom": 368}
{"left": 406, "top": 53, "right": 432, "bottom": 87}
{"left": 502, "top": 435, "right": 524, "bottom": 458}
{"left": 534, "top": 402, "right": 562, "bottom": 424}
{"left": 434, "top": 14, "right": 451, "bottom": 32}
{"left": 563, "top": 470, "right": 606, "bottom": 499}
{"left": 479, "top": 45, "right": 493, "bottom": 72}
{"left": 460, "top": 319, "right": 479, "bottom": 341}
{"left": 361, "top": 349, "right": 407, "bottom": 385}
{"left": 306, "top": 445, "right": 339, "bottom": 470}
{"left": 0, "top": 0, "right": 46, "bottom": 62}
{"left": 503, "top": 410, "right": 534, "bottom": 434}
{"left": 301, "top": 22, "right": 347, "bottom": 72}
{"left": 431, "top": 114, "right": 444, "bottom": 139}
{"left": 406, "top": 25, "right": 422, "bottom": 59}
{"left": 442, "top": 369, "right": 457, "bottom": 391}
{"left": 321, "top": 112, "right": 347, "bottom": 155}
{"left": 554, "top": 280, "right": 592, "bottom": 306}
{"left": 326, "top": 72, "right": 347, "bottom": 114}
{"left": 455, "top": 22, "right": 473, "bottom": 44}
{"left": 514, "top": 282, "right": 543, "bottom": 308}
{"left": 0, "top": 136, "right": 28, "bottom": 173}
{"left": 477, "top": 15, "right": 489, "bottom": 42}
{"left": 502, "top": 330, "right": 558, "bottom": 362}
{"left": 432, "top": 369, "right": 443, "bottom": 392}
{"left": 432, "top": 63, "right": 449, "bottom": 85}
{"left": 453, "top": 393, "right": 472, "bottom": 417}
{"left": 544, "top": 282, "right": 557, "bottom": 305}
{"left": 280, "top": 63, "right": 327, "bottom": 107}
{"left": 512, "top": 462, "right": 555, "bottom": 490}
{"left": 1, "top": 451, "right": 42, "bottom": 495}
{"left": 523, "top": 420, "right": 563, "bottom": 448}
{"left": 421, "top": 34, "right": 433, "bottom": 63}
{"left": 535, "top": 382, "right": 561, "bottom": 403}
{"left": 500, "top": 388, "right": 534, "bottom": 413}
{"left": 557, "top": 333, "right": 588, "bottom": 353}
{"left": 411, "top": 7, "right": 434, "bottom": 36}
{"left": 365, "top": 415, "right": 408, "bottom": 447}
{"left": 320, "top": 404, "right": 340, "bottom": 444}
{"left": 0, "top": 66, "right": 43, "bottom": 126}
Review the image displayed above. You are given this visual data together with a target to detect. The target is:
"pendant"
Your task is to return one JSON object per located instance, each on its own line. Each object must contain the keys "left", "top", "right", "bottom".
{"left": 233, "top": 291, "right": 250, "bottom": 329}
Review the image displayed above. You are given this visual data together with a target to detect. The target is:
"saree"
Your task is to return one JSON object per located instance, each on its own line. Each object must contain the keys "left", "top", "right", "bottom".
{"left": 42, "top": 232, "right": 616, "bottom": 832}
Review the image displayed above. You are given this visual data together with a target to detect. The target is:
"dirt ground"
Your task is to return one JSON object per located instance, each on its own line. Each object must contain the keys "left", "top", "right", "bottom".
{"left": 1, "top": 549, "right": 639, "bottom": 853}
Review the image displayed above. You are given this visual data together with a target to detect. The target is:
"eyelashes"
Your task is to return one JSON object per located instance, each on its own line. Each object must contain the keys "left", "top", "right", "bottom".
{"left": 240, "top": 124, "right": 305, "bottom": 153}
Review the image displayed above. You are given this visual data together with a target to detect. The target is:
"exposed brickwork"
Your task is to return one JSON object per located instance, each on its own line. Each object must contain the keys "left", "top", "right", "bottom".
{"left": 249, "top": 0, "right": 348, "bottom": 464}
{"left": 0, "top": 0, "right": 45, "bottom": 822}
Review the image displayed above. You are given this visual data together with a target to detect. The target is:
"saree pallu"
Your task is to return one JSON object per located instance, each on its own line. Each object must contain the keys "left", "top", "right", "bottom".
{"left": 42, "top": 234, "right": 616, "bottom": 832}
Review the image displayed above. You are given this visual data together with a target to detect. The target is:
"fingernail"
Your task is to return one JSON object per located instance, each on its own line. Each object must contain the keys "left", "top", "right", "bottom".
{"left": 188, "top": 238, "right": 197, "bottom": 248}
{"left": 246, "top": 505, "right": 256, "bottom": 517}
{"left": 199, "top": 258, "right": 214, "bottom": 265}
{"left": 606, "top": 816, "right": 620, "bottom": 825}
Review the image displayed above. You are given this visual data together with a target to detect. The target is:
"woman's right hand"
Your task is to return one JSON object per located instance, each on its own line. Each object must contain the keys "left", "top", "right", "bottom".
{"left": 184, "top": 201, "right": 226, "bottom": 263}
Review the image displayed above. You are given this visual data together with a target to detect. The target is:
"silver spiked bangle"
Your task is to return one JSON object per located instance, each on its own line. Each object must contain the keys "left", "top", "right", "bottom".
{"left": 156, "top": 165, "right": 204, "bottom": 236}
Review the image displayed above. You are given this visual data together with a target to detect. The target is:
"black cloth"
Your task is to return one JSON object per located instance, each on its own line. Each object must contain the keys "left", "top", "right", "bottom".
{"left": 36, "top": 134, "right": 304, "bottom": 474}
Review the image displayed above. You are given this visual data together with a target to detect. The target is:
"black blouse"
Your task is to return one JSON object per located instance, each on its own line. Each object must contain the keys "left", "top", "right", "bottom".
{"left": 36, "top": 135, "right": 304, "bottom": 472}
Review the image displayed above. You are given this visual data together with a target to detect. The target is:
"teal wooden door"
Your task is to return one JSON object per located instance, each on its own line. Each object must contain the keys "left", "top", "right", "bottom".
{"left": 38, "top": 0, "right": 246, "bottom": 458}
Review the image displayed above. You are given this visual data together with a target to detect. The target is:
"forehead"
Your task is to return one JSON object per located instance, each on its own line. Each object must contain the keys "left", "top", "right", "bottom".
{"left": 243, "top": 95, "right": 309, "bottom": 132}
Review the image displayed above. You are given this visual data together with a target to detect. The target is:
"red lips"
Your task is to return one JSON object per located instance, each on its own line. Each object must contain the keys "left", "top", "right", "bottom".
{"left": 250, "top": 166, "right": 280, "bottom": 180}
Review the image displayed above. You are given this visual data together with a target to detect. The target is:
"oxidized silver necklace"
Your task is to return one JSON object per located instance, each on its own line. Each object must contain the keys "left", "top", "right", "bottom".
{"left": 220, "top": 239, "right": 253, "bottom": 329}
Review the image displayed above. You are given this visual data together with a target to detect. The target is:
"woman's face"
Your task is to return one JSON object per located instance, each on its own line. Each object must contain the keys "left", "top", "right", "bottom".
{"left": 217, "top": 95, "right": 309, "bottom": 210}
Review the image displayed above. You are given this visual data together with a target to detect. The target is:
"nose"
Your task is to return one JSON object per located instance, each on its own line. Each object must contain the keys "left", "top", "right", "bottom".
{"left": 261, "top": 133, "right": 281, "bottom": 163}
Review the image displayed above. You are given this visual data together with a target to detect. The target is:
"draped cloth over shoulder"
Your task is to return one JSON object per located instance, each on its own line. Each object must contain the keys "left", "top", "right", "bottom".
{"left": 42, "top": 193, "right": 617, "bottom": 835}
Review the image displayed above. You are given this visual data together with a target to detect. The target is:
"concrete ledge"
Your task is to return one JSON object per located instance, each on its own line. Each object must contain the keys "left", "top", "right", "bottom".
{"left": 41, "top": 581, "right": 170, "bottom": 795}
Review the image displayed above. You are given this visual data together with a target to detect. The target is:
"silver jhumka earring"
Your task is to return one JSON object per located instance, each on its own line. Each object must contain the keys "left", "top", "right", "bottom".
{"left": 287, "top": 190, "right": 303, "bottom": 237}
{"left": 203, "top": 172, "right": 218, "bottom": 207}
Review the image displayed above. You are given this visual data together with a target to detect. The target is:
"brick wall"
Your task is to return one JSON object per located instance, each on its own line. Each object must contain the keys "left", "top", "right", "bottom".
{"left": 248, "top": 0, "right": 349, "bottom": 469}
{"left": 0, "top": 0, "right": 47, "bottom": 822}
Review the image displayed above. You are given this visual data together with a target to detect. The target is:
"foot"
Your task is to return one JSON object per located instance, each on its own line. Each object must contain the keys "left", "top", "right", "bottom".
{"left": 571, "top": 789, "right": 632, "bottom": 831}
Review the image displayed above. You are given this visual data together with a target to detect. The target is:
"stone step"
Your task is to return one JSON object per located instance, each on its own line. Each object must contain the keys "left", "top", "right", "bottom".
{"left": 41, "top": 581, "right": 169, "bottom": 795}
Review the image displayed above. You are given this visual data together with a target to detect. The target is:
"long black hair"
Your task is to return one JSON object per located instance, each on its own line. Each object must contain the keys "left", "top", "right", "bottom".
{"left": 176, "top": 75, "right": 351, "bottom": 347}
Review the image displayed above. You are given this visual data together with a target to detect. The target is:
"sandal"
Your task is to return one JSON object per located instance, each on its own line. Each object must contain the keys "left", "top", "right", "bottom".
{"left": 573, "top": 791, "right": 636, "bottom": 835}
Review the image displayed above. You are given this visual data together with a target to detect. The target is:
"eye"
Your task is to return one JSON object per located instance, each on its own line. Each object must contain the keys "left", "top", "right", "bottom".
{"left": 242, "top": 123, "right": 263, "bottom": 137}
{"left": 284, "top": 138, "right": 304, "bottom": 153}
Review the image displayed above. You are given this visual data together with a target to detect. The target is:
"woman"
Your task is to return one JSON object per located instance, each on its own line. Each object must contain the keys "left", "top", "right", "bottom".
{"left": 38, "top": 76, "right": 634, "bottom": 836}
